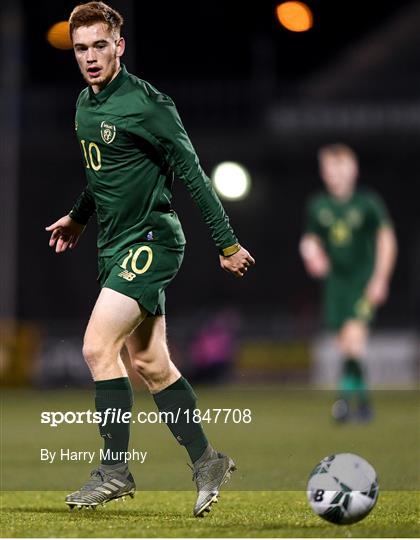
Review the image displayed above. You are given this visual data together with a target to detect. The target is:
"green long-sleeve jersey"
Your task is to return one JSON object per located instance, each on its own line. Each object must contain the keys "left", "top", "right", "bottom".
{"left": 69, "top": 65, "right": 238, "bottom": 257}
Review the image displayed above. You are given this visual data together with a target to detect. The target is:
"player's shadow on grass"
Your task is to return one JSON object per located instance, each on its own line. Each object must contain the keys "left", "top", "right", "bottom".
{"left": 3, "top": 507, "right": 185, "bottom": 519}
{"left": 191, "top": 520, "right": 328, "bottom": 533}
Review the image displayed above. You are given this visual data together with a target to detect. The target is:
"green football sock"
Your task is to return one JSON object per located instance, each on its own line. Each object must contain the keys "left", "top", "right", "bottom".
{"left": 95, "top": 377, "right": 133, "bottom": 465}
{"left": 153, "top": 376, "right": 209, "bottom": 463}
{"left": 339, "top": 358, "right": 369, "bottom": 404}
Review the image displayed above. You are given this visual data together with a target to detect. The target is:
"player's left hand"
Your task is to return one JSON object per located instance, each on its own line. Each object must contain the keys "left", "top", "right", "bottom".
{"left": 219, "top": 247, "right": 255, "bottom": 278}
{"left": 365, "top": 276, "right": 389, "bottom": 306}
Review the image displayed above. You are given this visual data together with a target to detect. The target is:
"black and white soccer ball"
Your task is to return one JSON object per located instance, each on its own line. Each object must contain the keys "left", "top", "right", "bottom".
{"left": 307, "top": 453, "right": 379, "bottom": 525}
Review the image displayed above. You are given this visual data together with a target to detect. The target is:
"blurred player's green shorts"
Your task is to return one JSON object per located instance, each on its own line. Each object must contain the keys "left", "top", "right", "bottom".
{"left": 324, "top": 274, "right": 375, "bottom": 331}
{"left": 98, "top": 242, "right": 184, "bottom": 316}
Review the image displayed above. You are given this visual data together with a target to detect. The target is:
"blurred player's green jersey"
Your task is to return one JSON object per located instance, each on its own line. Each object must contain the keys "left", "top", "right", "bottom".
{"left": 69, "top": 64, "right": 237, "bottom": 257}
{"left": 306, "top": 189, "right": 391, "bottom": 329}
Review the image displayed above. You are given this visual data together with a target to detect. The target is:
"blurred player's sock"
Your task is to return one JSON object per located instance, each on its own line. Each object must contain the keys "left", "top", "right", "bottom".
{"left": 339, "top": 357, "right": 366, "bottom": 394}
{"left": 153, "top": 376, "right": 210, "bottom": 463}
{"left": 339, "top": 357, "right": 371, "bottom": 411}
{"left": 95, "top": 377, "right": 133, "bottom": 465}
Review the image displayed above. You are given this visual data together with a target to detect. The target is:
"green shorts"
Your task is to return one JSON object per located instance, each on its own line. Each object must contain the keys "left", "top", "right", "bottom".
{"left": 98, "top": 242, "right": 184, "bottom": 316}
{"left": 324, "top": 275, "right": 375, "bottom": 331}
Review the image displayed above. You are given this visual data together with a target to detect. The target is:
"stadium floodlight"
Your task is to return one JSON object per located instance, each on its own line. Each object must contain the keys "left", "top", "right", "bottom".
{"left": 275, "top": 1, "right": 313, "bottom": 32}
{"left": 211, "top": 162, "right": 251, "bottom": 201}
{"left": 46, "top": 21, "right": 73, "bottom": 50}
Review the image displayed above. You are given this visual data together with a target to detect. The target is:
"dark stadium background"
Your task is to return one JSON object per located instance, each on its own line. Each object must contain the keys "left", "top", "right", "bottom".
{"left": 1, "top": 5, "right": 419, "bottom": 536}
{"left": 1, "top": 0, "right": 419, "bottom": 385}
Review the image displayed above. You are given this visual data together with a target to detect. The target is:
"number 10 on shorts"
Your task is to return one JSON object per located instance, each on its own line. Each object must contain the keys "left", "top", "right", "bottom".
{"left": 121, "top": 246, "right": 153, "bottom": 275}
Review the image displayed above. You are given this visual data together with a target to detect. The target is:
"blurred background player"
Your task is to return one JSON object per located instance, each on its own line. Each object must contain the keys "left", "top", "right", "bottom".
{"left": 300, "top": 144, "right": 397, "bottom": 422}
{"left": 45, "top": 1, "right": 254, "bottom": 517}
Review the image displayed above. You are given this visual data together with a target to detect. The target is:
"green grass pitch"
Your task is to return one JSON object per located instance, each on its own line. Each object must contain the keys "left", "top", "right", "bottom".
{"left": 1, "top": 387, "right": 419, "bottom": 537}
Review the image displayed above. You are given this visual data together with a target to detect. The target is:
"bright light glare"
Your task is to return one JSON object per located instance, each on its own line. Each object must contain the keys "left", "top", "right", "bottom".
{"left": 212, "top": 162, "right": 251, "bottom": 201}
{"left": 276, "top": 1, "right": 313, "bottom": 32}
{"left": 46, "top": 21, "right": 73, "bottom": 50}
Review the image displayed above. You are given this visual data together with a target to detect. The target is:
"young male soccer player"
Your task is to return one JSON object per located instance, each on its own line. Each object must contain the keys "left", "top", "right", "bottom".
{"left": 300, "top": 144, "right": 397, "bottom": 421}
{"left": 46, "top": 1, "right": 254, "bottom": 516}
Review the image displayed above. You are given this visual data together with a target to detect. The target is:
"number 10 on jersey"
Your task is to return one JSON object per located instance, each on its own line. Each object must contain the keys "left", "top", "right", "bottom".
{"left": 80, "top": 139, "right": 101, "bottom": 171}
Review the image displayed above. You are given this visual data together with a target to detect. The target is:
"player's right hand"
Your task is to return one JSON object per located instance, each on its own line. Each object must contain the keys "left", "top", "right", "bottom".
{"left": 45, "top": 215, "right": 85, "bottom": 253}
{"left": 300, "top": 236, "right": 330, "bottom": 278}
{"left": 304, "top": 252, "right": 330, "bottom": 278}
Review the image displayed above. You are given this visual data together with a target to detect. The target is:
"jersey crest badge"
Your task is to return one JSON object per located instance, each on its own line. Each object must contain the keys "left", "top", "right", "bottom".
{"left": 100, "top": 121, "right": 116, "bottom": 144}
{"left": 329, "top": 219, "right": 352, "bottom": 246}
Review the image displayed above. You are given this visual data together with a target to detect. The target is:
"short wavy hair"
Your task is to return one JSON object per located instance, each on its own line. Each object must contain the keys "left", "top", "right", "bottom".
{"left": 318, "top": 143, "right": 358, "bottom": 164}
{"left": 69, "top": 2, "right": 124, "bottom": 38}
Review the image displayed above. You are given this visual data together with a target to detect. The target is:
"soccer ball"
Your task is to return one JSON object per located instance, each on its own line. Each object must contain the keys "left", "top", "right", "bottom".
{"left": 307, "top": 453, "right": 379, "bottom": 525}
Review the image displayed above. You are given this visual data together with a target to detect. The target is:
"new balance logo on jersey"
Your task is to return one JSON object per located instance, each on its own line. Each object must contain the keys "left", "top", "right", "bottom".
{"left": 118, "top": 270, "right": 136, "bottom": 281}
{"left": 100, "top": 121, "right": 116, "bottom": 144}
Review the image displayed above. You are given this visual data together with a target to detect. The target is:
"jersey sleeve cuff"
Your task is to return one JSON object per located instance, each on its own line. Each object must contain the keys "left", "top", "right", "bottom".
{"left": 220, "top": 243, "right": 241, "bottom": 257}
{"left": 68, "top": 209, "right": 89, "bottom": 225}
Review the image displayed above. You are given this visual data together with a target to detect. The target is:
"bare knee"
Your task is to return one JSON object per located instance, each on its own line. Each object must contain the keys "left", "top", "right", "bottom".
{"left": 132, "top": 349, "right": 164, "bottom": 379}
{"left": 83, "top": 340, "right": 117, "bottom": 372}
{"left": 126, "top": 316, "right": 181, "bottom": 391}
{"left": 131, "top": 349, "right": 179, "bottom": 391}
{"left": 338, "top": 320, "right": 368, "bottom": 357}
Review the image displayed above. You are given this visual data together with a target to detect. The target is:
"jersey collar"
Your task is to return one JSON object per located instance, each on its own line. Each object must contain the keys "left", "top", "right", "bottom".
{"left": 88, "top": 64, "right": 128, "bottom": 104}
{"left": 328, "top": 189, "right": 356, "bottom": 206}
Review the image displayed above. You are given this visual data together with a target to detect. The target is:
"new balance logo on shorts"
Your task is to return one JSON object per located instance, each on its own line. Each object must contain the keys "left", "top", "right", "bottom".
{"left": 118, "top": 270, "right": 136, "bottom": 281}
